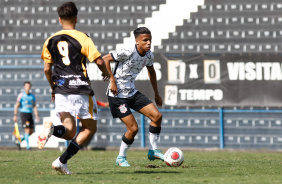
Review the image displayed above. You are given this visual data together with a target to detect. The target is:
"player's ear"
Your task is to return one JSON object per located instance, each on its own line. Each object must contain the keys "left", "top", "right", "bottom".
{"left": 75, "top": 17, "right": 77, "bottom": 24}
{"left": 135, "top": 36, "right": 140, "bottom": 45}
{"left": 58, "top": 17, "right": 62, "bottom": 24}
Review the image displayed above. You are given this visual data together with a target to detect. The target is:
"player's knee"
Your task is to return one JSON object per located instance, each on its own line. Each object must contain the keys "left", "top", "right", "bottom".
{"left": 89, "top": 125, "right": 97, "bottom": 135}
{"left": 152, "top": 112, "right": 162, "bottom": 124}
{"left": 129, "top": 126, "right": 139, "bottom": 136}
{"left": 65, "top": 128, "right": 77, "bottom": 140}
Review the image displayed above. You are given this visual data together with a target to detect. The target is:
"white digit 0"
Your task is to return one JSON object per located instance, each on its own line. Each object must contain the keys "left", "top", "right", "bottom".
{"left": 57, "top": 41, "right": 70, "bottom": 65}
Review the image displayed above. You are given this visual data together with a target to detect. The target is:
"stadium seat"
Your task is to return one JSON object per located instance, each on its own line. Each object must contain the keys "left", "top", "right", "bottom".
{"left": 257, "top": 136, "right": 271, "bottom": 143}
{"left": 238, "top": 119, "right": 253, "bottom": 127}
{"left": 245, "top": 44, "right": 260, "bottom": 52}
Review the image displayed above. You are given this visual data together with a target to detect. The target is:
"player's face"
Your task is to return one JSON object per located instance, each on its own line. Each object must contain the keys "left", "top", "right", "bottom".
{"left": 24, "top": 83, "right": 31, "bottom": 94}
{"left": 136, "top": 34, "right": 152, "bottom": 55}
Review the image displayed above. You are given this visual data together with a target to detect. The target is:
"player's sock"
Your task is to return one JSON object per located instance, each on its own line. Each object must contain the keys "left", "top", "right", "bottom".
{"left": 118, "top": 134, "right": 134, "bottom": 157}
{"left": 53, "top": 125, "right": 66, "bottom": 138}
{"left": 149, "top": 125, "right": 161, "bottom": 150}
{"left": 59, "top": 140, "right": 81, "bottom": 164}
{"left": 24, "top": 133, "right": 30, "bottom": 150}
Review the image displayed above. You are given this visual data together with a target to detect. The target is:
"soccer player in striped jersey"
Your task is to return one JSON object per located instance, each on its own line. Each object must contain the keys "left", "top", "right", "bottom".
{"left": 103, "top": 27, "right": 164, "bottom": 167}
{"left": 39, "top": 1, "right": 110, "bottom": 174}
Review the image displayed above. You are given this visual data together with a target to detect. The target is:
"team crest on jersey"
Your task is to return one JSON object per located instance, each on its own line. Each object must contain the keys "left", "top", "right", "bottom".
{"left": 119, "top": 104, "right": 127, "bottom": 113}
{"left": 58, "top": 79, "right": 65, "bottom": 86}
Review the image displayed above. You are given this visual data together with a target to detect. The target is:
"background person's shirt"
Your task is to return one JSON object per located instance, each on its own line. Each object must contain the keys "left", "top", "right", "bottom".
{"left": 17, "top": 91, "right": 36, "bottom": 113}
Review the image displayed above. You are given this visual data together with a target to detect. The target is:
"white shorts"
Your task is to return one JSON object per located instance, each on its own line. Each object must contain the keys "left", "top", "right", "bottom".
{"left": 55, "top": 94, "right": 99, "bottom": 120}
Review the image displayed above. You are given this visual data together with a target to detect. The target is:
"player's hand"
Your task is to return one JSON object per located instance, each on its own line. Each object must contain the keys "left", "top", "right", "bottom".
{"left": 105, "top": 102, "right": 109, "bottom": 107}
{"left": 36, "top": 116, "right": 40, "bottom": 122}
{"left": 155, "top": 94, "right": 163, "bottom": 107}
{"left": 13, "top": 115, "right": 17, "bottom": 122}
{"left": 110, "top": 81, "right": 118, "bottom": 95}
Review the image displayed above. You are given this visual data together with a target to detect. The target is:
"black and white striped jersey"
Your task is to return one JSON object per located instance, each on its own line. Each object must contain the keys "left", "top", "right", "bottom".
{"left": 108, "top": 45, "right": 154, "bottom": 98}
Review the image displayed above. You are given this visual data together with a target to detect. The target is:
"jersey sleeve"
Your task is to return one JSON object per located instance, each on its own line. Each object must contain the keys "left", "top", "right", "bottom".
{"left": 111, "top": 46, "right": 133, "bottom": 62}
{"left": 16, "top": 93, "right": 23, "bottom": 102}
{"left": 146, "top": 52, "right": 154, "bottom": 67}
{"left": 41, "top": 41, "right": 53, "bottom": 64}
{"left": 81, "top": 37, "right": 101, "bottom": 62}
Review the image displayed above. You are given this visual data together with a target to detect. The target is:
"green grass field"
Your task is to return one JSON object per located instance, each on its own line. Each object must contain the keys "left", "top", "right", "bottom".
{"left": 0, "top": 149, "right": 282, "bottom": 184}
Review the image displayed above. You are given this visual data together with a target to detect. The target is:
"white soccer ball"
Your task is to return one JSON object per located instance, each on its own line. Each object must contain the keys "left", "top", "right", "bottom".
{"left": 164, "top": 147, "right": 184, "bottom": 167}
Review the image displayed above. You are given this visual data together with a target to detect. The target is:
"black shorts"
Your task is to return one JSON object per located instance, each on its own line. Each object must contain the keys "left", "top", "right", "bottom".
{"left": 20, "top": 112, "right": 34, "bottom": 129}
{"left": 108, "top": 91, "right": 152, "bottom": 118}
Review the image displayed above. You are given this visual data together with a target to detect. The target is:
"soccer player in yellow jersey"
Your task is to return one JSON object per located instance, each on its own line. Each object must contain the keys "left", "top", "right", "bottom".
{"left": 39, "top": 1, "right": 110, "bottom": 174}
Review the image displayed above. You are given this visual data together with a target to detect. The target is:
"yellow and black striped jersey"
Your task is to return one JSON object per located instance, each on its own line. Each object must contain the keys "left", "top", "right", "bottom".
{"left": 41, "top": 29, "right": 100, "bottom": 95}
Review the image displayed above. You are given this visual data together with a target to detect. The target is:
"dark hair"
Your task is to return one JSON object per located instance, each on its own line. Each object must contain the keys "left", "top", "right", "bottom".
{"left": 57, "top": 2, "right": 78, "bottom": 20}
{"left": 133, "top": 27, "right": 151, "bottom": 38}
{"left": 24, "top": 81, "right": 31, "bottom": 86}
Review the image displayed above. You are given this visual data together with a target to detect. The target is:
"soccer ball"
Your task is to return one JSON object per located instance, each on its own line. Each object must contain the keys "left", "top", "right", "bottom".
{"left": 164, "top": 147, "right": 184, "bottom": 167}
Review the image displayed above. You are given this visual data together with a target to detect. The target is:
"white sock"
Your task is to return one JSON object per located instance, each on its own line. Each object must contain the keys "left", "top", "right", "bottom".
{"left": 119, "top": 140, "right": 131, "bottom": 157}
{"left": 149, "top": 132, "right": 160, "bottom": 150}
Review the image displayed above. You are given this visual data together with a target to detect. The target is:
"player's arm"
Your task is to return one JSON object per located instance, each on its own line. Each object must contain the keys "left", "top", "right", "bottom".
{"left": 13, "top": 101, "right": 20, "bottom": 122}
{"left": 44, "top": 62, "right": 55, "bottom": 102}
{"left": 93, "top": 56, "right": 110, "bottom": 81}
{"left": 147, "top": 65, "right": 162, "bottom": 106}
{"left": 96, "top": 100, "right": 109, "bottom": 107}
{"left": 103, "top": 54, "right": 117, "bottom": 95}
{"left": 44, "top": 62, "right": 54, "bottom": 89}
{"left": 33, "top": 103, "right": 40, "bottom": 122}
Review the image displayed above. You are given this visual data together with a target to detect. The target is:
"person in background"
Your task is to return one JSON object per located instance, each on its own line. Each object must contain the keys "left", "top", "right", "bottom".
{"left": 13, "top": 81, "right": 40, "bottom": 150}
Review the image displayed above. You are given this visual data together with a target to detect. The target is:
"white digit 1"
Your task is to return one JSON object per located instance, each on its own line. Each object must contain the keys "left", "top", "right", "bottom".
{"left": 57, "top": 41, "right": 70, "bottom": 65}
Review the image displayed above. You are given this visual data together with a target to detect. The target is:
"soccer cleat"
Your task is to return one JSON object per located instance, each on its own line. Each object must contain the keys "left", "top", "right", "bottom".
{"left": 116, "top": 156, "right": 130, "bottom": 167}
{"left": 37, "top": 121, "right": 54, "bottom": 149}
{"left": 52, "top": 157, "right": 72, "bottom": 174}
{"left": 148, "top": 149, "right": 164, "bottom": 161}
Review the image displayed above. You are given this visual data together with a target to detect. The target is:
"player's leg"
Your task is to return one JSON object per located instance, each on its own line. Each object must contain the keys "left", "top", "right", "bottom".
{"left": 108, "top": 96, "right": 136, "bottom": 167}
{"left": 37, "top": 112, "right": 76, "bottom": 149}
{"left": 134, "top": 93, "right": 164, "bottom": 161}
{"left": 139, "top": 103, "right": 164, "bottom": 161}
{"left": 75, "top": 118, "right": 97, "bottom": 145}
{"left": 52, "top": 118, "right": 96, "bottom": 175}
{"left": 52, "top": 94, "right": 98, "bottom": 174}
{"left": 51, "top": 112, "right": 77, "bottom": 175}
{"left": 37, "top": 94, "right": 77, "bottom": 149}
{"left": 24, "top": 127, "right": 33, "bottom": 150}
{"left": 21, "top": 113, "right": 35, "bottom": 150}
{"left": 116, "top": 114, "right": 138, "bottom": 167}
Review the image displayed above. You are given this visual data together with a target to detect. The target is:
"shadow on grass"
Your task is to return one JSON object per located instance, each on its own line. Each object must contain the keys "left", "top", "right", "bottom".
{"left": 76, "top": 172, "right": 104, "bottom": 175}
{"left": 76, "top": 170, "right": 181, "bottom": 175}
{"left": 134, "top": 170, "right": 180, "bottom": 174}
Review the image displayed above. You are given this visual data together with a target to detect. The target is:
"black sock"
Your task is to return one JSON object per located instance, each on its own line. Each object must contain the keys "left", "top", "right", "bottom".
{"left": 149, "top": 125, "right": 161, "bottom": 134}
{"left": 122, "top": 134, "right": 134, "bottom": 145}
{"left": 53, "top": 125, "right": 66, "bottom": 138}
{"left": 59, "top": 140, "right": 81, "bottom": 164}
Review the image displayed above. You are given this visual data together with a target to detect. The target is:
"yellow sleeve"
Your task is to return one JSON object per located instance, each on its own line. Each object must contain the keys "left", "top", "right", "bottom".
{"left": 81, "top": 37, "right": 101, "bottom": 62}
{"left": 41, "top": 42, "right": 53, "bottom": 63}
